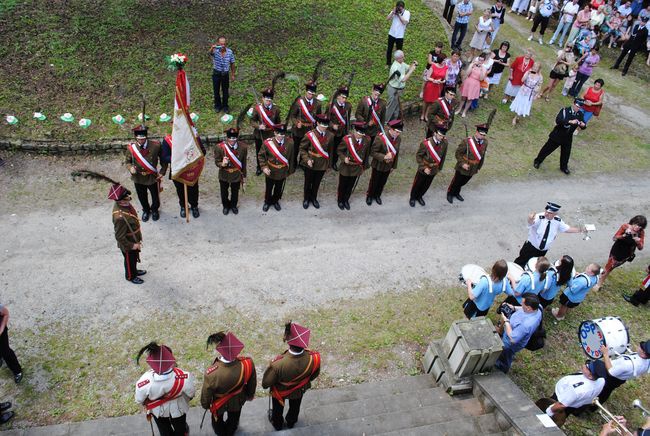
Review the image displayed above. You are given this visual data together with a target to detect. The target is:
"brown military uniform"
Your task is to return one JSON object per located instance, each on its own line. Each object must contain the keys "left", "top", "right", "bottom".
{"left": 251, "top": 104, "right": 281, "bottom": 141}
{"left": 354, "top": 97, "right": 387, "bottom": 139}
{"left": 289, "top": 97, "right": 322, "bottom": 139}
{"left": 454, "top": 136, "right": 488, "bottom": 176}
{"left": 370, "top": 133, "right": 401, "bottom": 172}
{"left": 258, "top": 137, "right": 294, "bottom": 181}
{"left": 299, "top": 128, "right": 334, "bottom": 171}
{"left": 214, "top": 141, "right": 248, "bottom": 183}
{"left": 410, "top": 137, "right": 448, "bottom": 202}
{"left": 200, "top": 357, "right": 257, "bottom": 413}
{"left": 112, "top": 202, "right": 142, "bottom": 280}
{"left": 262, "top": 350, "right": 321, "bottom": 400}
{"left": 328, "top": 102, "right": 352, "bottom": 138}
{"left": 337, "top": 135, "right": 371, "bottom": 177}
{"left": 124, "top": 140, "right": 166, "bottom": 186}
{"left": 427, "top": 97, "right": 459, "bottom": 135}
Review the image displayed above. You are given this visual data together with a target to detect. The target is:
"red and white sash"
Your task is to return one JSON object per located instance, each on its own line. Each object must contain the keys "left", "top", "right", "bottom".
{"left": 366, "top": 97, "right": 381, "bottom": 125}
{"left": 307, "top": 131, "right": 329, "bottom": 159}
{"left": 437, "top": 98, "right": 451, "bottom": 118}
{"left": 220, "top": 142, "right": 243, "bottom": 170}
{"left": 298, "top": 98, "right": 316, "bottom": 124}
{"left": 467, "top": 137, "right": 483, "bottom": 161}
{"left": 331, "top": 105, "right": 346, "bottom": 125}
{"left": 256, "top": 104, "right": 277, "bottom": 129}
{"left": 264, "top": 139, "right": 289, "bottom": 166}
{"left": 144, "top": 368, "right": 187, "bottom": 411}
{"left": 425, "top": 139, "right": 442, "bottom": 165}
{"left": 344, "top": 135, "right": 363, "bottom": 165}
{"left": 128, "top": 143, "right": 158, "bottom": 175}
{"left": 378, "top": 133, "right": 397, "bottom": 155}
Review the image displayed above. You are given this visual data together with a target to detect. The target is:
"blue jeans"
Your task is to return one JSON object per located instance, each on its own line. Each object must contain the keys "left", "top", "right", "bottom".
{"left": 495, "top": 347, "right": 516, "bottom": 373}
{"left": 451, "top": 22, "right": 468, "bottom": 49}
{"left": 550, "top": 20, "right": 572, "bottom": 45}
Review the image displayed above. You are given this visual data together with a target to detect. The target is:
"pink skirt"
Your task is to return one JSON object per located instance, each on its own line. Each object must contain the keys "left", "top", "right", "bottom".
{"left": 461, "top": 78, "right": 481, "bottom": 100}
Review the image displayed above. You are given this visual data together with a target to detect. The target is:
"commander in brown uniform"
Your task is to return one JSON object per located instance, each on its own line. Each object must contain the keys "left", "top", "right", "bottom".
{"left": 262, "top": 322, "right": 321, "bottom": 431}
{"left": 426, "top": 87, "right": 458, "bottom": 137}
{"left": 337, "top": 121, "right": 371, "bottom": 210}
{"left": 124, "top": 125, "right": 167, "bottom": 222}
{"left": 367, "top": 119, "right": 403, "bottom": 206}
{"left": 251, "top": 88, "right": 281, "bottom": 176}
{"left": 201, "top": 331, "right": 257, "bottom": 436}
{"left": 215, "top": 128, "right": 248, "bottom": 215}
{"left": 289, "top": 80, "right": 321, "bottom": 169}
{"left": 110, "top": 183, "right": 145, "bottom": 284}
{"left": 410, "top": 124, "right": 448, "bottom": 207}
{"left": 447, "top": 124, "right": 489, "bottom": 204}
{"left": 300, "top": 114, "right": 333, "bottom": 209}
{"left": 355, "top": 83, "right": 387, "bottom": 147}
{"left": 328, "top": 86, "right": 352, "bottom": 171}
{"left": 259, "top": 124, "right": 294, "bottom": 212}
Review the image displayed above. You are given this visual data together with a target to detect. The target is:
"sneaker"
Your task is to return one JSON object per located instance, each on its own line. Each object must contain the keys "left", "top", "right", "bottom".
{"left": 14, "top": 372, "right": 23, "bottom": 384}
{"left": 548, "top": 39, "right": 555, "bottom": 45}
{"left": 501, "top": 98, "right": 508, "bottom": 104}
{"left": 538, "top": 37, "right": 543, "bottom": 45}
{"left": 622, "top": 293, "right": 638, "bottom": 306}
{"left": 527, "top": 35, "right": 533, "bottom": 41}
{"left": 551, "top": 308, "right": 564, "bottom": 321}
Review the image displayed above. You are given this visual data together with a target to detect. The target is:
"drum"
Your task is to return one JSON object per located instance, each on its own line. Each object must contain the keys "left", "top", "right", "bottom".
{"left": 525, "top": 257, "right": 538, "bottom": 273}
{"left": 507, "top": 262, "right": 524, "bottom": 283}
{"left": 578, "top": 316, "right": 630, "bottom": 358}
{"left": 459, "top": 264, "right": 488, "bottom": 286}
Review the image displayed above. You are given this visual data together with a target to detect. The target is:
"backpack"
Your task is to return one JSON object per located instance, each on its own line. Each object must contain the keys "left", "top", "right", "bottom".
{"left": 525, "top": 318, "right": 546, "bottom": 351}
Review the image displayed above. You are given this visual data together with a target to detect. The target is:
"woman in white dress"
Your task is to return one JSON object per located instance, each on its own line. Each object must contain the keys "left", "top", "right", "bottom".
{"left": 469, "top": 9, "right": 494, "bottom": 61}
{"left": 509, "top": 64, "right": 543, "bottom": 125}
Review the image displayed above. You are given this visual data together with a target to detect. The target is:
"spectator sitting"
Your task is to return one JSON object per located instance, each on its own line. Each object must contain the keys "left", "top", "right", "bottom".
{"left": 617, "top": 0, "right": 632, "bottom": 17}
{"left": 603, "top": 11, "right": 623, "bottom": 47}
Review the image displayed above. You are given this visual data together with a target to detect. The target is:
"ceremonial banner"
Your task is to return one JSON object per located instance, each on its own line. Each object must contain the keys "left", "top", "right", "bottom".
{"left": 171, "top": 65, "right": 204, "bottom": 186}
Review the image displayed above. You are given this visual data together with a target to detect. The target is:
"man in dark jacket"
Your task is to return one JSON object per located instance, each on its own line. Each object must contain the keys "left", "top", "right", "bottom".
{"left": 611, "top": 16, "right": 649, "bottom": 76}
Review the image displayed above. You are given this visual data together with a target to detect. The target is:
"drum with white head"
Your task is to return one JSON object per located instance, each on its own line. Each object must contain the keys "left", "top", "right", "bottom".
{"left": 578, "top": 316, "right": 630, "bottom": 358}
{"left": 459, "top": 264, "right": 488, "bottom": 286}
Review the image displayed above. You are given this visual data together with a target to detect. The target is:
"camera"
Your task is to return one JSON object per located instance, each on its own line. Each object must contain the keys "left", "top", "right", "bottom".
{"left": 496, "top": 302, "right": 515, "bottom": 318}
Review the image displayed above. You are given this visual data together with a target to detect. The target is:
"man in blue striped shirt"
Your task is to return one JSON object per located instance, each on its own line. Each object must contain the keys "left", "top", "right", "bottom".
{"left": 209, "top": 36, "right": 236, "bottom": 114}
{"left": 451, "top": 0, "right": 474, "bottom": 50}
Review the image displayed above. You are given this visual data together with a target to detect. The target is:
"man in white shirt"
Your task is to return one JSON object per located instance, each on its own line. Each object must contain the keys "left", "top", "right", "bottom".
{"left": 514, "top": 202, "right": 581, "bottom": 267}
{"left": 595, "top": 341, "right": 650, "bottom": 404}
{"left": 549, "top": 0, "right": 580, "bottom": 46}
{"left": 618, "top": 1, "right": 633, "bottom": 16}
{"left": 386, "top": 1, "right": 411, "bottom": 66}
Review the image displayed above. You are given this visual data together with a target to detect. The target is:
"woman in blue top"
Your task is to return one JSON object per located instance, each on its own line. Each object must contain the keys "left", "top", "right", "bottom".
{"left": 505, "top": 257, "right": 551, "bottom": 306}
{"left": 464, "top": 260, "right": 515, "bottom": 318}
{"left": 539, "top": 255, "right": 574, "bottom": 308}
{"left": 552, "top": 262, "right": 601, "bottom": 321}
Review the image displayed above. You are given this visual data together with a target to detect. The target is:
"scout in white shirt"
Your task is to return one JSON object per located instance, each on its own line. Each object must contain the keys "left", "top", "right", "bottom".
{"left": 596, "top": 341, "right": 650, "bottom": 403}
{"left": 514, "top": 202, "right": 581, "bottom": 267}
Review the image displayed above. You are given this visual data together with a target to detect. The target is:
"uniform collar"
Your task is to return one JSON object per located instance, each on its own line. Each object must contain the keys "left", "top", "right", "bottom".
{"left": 288, "top": 349, "right": 304, "bottom": 356}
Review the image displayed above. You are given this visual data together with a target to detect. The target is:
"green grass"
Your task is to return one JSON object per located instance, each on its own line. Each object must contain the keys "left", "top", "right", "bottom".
{"left": 0, "top": 0, "right": 445, "bottom": 141}
{"left": 2, "top": 265, "right": 648, "bottom": 432}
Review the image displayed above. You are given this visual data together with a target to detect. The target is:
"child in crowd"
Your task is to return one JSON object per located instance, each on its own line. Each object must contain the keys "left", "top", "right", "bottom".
{"left": 562, "top": 64, "right": 579, "bottom": 96}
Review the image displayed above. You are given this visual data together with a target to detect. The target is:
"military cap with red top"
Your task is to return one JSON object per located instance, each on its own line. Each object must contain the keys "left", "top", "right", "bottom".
{"left": 372, "top": 83, "right": 385, "bottom": 93}
{"left": 315, "top": 114, "right": 329, "bottom": 125}
{"left": 206, "top": 331, "right": 245, "bottom": 361}
{"left": 352, "top": 121, "right": 367, "bottom": 134}
{"left": 337, "top": 86, "right": 349, "bottom": 97}
{"left": 262, "top": 87, "right": 274, "bottom": 99}
{"left": 285, "top": 322, "right": 311, "bottom": 349}
{"left": 136, "top": 342, "right": 176, "bottom": 375}
{"left": 305, "top": 80, "right": 317, "bottom": 93}
{"left": 225, "top": 127, "right": 239, "bottom": 139}
{"left": 387, "top": 119, "right": 404, "bottom": 132}
{"left": 274, "top": 123, "right": 288, "bottom": 134}
{"left": 475, "top": 123, "right": 489, "bottom": 134}
{"left": 133, "top": 125, "right": 148, "bottom": 139}
{"left": 107, "top": 183, "right": 131, "bottom": 201}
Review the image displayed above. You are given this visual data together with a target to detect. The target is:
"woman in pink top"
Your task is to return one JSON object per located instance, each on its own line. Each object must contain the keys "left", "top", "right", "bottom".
{"left": 457, "top": 53, "right": 488, "bottom": 117}
{"left": 567, "top": 5, "right": 591, "bottom": 45}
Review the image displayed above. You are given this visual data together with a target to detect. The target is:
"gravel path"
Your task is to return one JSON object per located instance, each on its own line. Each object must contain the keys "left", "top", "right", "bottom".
{"left": 1, "top": 172, "right": 648, "bottom": 330}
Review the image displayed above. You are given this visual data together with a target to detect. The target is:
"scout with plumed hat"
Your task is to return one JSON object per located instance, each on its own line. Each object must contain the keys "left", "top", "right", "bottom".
{"left": 354, "top": 83, "right": 387, "bottom": 145}
{"left": 259, "top": 123, "right": 295, "bottom": 212}
{"left": 299, "top": 113, "right": 334, "bottom": 210}
{"left": 328, "top": 85, "right": 353, "bottom": 171}
{"left": 252, "top": 73, "right": 284, "bottom": 175}
{"left": 200, "top": 332, "right": 257, "bottom": 435}
{"left": 410, "top": 123, "right": 449, "bottom": 207}
{"left": 366, "top": 119, "right": 403, "bottom": 206}
{"left": 262, "top": 322, "right": 321, "bottom": 431}
{"left": 124, "top": 124, "right": 167, "bottom": 222}
{"left": 134, "top": 342, "right": 196, "bottom": 435}
{"left": 336, "top": 121, "right": 371, "bottom": 211}
{"left": 426, "top": 87, "right": 459, "bottom": 137}
{"left": 446, "top": 123, "right": 490, "bottom": 204}
{"left": 215, "top": 114, "right": 249, "bottom": 216}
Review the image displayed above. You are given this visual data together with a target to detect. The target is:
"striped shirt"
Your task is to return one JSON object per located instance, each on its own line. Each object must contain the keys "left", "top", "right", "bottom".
{"left": 456, "top": 1, "right": 474, "bottom": 24}
{"left": 211, "top": 48, "right": 235, "bottom": 73}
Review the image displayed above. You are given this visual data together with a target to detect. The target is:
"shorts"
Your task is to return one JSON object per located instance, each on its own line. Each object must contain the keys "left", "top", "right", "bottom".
{"left": 549, "top": 70, "right": 566, "bottom": 80}
{"left": 559, "top": 292, "right": 580, "bottom": 308}
{"left": 504, "top": 295, "right": 522, "bottom": 307}
{"left": 463, "top": 298, "right": 489, "bottom": 319}
{"left": 539, "top": 296, "right": 554, "bottom": 308}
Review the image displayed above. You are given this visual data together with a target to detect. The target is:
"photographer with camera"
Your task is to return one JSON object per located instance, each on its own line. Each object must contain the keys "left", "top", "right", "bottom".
{"left": 600, "top": 215, "right": 646, "bottom": 286}
{"left": 386, "top": 2, "right": 411, "bottom": 66}
{"left": 494, "top": 293, "right": 542, "bottom": 373}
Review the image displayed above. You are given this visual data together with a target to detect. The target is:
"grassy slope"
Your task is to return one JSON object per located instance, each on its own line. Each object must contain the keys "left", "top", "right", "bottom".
{"left": 0, "top": 0, "right": 444, "bottom": 140}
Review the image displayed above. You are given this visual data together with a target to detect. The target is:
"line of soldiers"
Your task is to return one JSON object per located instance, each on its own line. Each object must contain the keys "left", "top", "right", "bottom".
{"left": 134, "top": 322, "right": 320, "bottom": 436}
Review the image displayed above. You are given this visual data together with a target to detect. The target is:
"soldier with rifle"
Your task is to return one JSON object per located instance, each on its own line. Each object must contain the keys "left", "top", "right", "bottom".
{"left": 251, "top": 73, "right": 283, "bottom": 175}
{"left": 410, "top": 124, "right": 449, "bottom": 207}
{"left": 337, "top": 121, "right": 371, "bottom": 210}
{"left": 327, "top": 84, "right": 352, "bottom": 171}
{"left": 300, "top": 114, "right": 334, "bottom": 209}
{"left": 354, "top": 83, "right": 387, "bottom": 147}
{"left": 259, "top": 124, "right": 294, "bottom": 212}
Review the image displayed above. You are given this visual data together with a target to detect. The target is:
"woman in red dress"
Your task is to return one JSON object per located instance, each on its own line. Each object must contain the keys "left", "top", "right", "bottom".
{"left": 421, "top": 54, "right": 448, "bottom": 121}
{"left": 502, "top": 48, "right": 535, "bottom": 104}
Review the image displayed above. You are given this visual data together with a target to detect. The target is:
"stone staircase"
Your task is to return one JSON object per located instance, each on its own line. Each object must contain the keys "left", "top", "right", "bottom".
{"left": 1, "top": 374, "right": 517, "bottom": 436}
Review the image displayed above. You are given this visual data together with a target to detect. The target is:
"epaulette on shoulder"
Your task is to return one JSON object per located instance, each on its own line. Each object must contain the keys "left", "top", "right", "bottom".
{"left": 539, "top": 214, "right": 545, "bottom": 220}
{"left": 206, "top": 365, "right": 219, "bottom": 375}
{"left": 553, "top": 216, "right": 562, "bottom": 221}
{"left": 271, "top": 353, "right": 285, "bottom": 363}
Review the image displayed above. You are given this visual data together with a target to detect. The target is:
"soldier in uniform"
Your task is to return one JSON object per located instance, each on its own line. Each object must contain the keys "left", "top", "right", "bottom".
{"left": 410, "top": 124, "right": 448, "bottom": 207}
{"left": 446, "top": 124, "right": 489, "bottom": 204}
{"left": 110, "top": 183, "right": 146, "bottom": 284}
{"left": 135, "top": 342, "right": 196, "bottom": 436}
{"left": 355, "top": 83, "right": 387, "bottom": 147}
{"left": 426, "top": 87, "right": 458, "bottom": 137}
{"left": 215, "top": 128, "right": 248, "bottom": 215}
{"left": 337, "top": 121, "right": 371, "bottom": 210}
{"left": 300, "top": 114, "right": 333, "bottom": 209}
{"left": 251, "top": 88, "right": 281, "bottom": 176}
{"left": 124, "top": 125, "right": 167, "bottom": 222}
{"left": 367, "top": 119, "right": 403, "bottom": 206}
{"left": 262, "top": 322, "right": 321, "bottom": 431}
{"left": 328, "top": 86, "right": 352, "bottom": 171}
{"left": 160, "top": 132, "right": 205, "bottom": 219}
{"left": 259, "top": 124, "right": 294, "bottom": 212}
{"left": 289, "top": 80, "right": 321, "bottom": 169}
{"left": 201, "top": 331, "right": 257, "bottom": 436}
